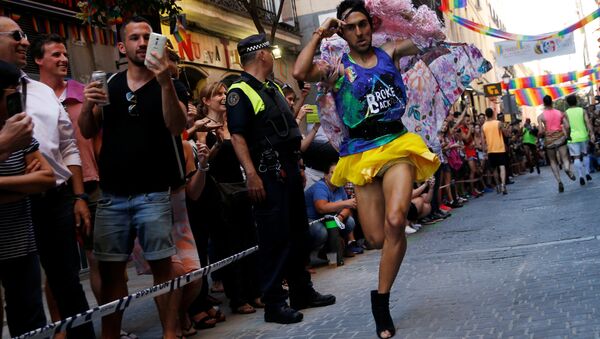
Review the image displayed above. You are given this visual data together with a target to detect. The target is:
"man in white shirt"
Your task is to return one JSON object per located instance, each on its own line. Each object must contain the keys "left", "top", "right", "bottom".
{"left": 0, "top": 16, "right": 95, "bottom": 338}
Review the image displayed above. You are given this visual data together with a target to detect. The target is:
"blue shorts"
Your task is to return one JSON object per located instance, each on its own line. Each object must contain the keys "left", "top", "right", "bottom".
{"left": 93, "top": 191, "right": 176, "bottom": 262}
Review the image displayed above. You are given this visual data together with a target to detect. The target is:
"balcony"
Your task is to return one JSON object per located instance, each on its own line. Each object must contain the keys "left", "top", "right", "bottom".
{"left": 204, "top": 0, "right": 300, "bottom": 34}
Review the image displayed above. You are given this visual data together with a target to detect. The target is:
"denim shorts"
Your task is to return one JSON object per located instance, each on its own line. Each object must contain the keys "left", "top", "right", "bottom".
{"left": 93, "top": 191, "right": 176, "bottom": 262}
{"left": 567, "top": 141, "right": 588, "bottom": 157}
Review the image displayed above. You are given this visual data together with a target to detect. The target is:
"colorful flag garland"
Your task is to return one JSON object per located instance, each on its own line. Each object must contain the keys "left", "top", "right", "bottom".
{"left": 513, "top": 82, "right": 596, "bottom": 106}
{"left": 507, "top": 67, "right": 600, "bottom": 90}
{"left": 440, "top": 0, "right": 467, "bottom": 12}
{"left": 448, "top": 7, "right": 600, "bottom": 41}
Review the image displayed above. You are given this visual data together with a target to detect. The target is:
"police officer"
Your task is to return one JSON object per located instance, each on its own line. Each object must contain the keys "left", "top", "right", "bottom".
{"left": 227, "top": 33, "right": 336, "bottom": 324}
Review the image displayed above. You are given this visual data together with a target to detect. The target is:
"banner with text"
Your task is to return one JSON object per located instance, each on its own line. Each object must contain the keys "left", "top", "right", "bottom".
{"left": 495, "top": 33, "right": 575, "bottom": 67}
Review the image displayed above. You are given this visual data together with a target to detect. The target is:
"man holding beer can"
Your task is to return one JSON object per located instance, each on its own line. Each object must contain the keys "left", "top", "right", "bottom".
{"left": 80, "top": 16, "right": 187, "bottom": 339}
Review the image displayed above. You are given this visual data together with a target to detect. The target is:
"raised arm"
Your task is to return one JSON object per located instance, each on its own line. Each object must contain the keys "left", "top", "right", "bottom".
{"left": 147, "top": 47, "right": 187, "bottom": 135}
{"left": 293, "top": 18, "right": 344, "bottom": 82}
{"left": 80, "top": 82, "right": 105, "bottom": 139}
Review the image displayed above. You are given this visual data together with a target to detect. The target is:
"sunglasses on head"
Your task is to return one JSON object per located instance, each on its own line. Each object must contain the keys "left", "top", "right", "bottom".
{"left": 0, "top": 30, "right": 27, "bottom": 42}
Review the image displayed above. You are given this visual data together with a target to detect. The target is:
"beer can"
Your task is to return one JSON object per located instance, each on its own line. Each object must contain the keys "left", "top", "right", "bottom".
{"left": 91, "top": 70, "right": 110, "bottom": 106}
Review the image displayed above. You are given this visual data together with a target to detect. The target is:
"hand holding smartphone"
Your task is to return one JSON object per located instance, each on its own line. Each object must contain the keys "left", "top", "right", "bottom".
{"left": 145, "top": 32, "right": 168, "bottom": 68}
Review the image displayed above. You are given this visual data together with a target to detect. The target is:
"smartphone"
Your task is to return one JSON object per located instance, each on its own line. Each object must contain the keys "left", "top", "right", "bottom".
{"left": 297, "top": 80, "right": 305, "bottom": 89}
{"left": 6, "top": 91, "right": 23, "bottom": 118}
{"left": 305, "top": 105, "right": 320, "bottom": 123}
{"left": 144, "top": 32, "right": 168, "bottom": 67}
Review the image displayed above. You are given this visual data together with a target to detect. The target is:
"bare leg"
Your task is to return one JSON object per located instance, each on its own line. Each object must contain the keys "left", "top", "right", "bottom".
{"left": 378, "top": 163, "right": 415, "bottom": 292}
{"left": 86, "top": 250, "right": 102, "bottom": 304}
{"left": 499, "top": 165, "right": 506, "bottom": 186}
{"left": 558, "top": 145, "right": 573, "bottom": 176}
{"left": 546, "top": 148, "right": 562, "bottom": 183}
{"left": 172, "top": 262, "right": 202, "bottom": 335}
{"left": 148, "top": 258, "right": 178, "bottom": 339}
{"left": 99, "top": 261, "right": 128, "bottom": 339}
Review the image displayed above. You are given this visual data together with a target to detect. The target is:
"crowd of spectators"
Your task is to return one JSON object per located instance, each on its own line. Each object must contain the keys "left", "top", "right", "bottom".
{"left": 2, "top": 13, "right": 600, "bottom": 339}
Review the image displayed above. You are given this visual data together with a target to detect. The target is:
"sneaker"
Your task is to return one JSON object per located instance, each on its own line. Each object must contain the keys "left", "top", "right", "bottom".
{"left": 558, "top": 182, "right": 564, "bottom": 193}
{"left": 580, "top": 177, "right": 586, "bottom": 186}
{"left": 449, "top": 200, "right": 463, "bottom": 208}
{"left": 411, "top": 223, "right": 422, "bottom": 231}
{"left": 566, "top": 170, "right": 576, "bottom": 181}
{"left": 440, "top": 204, "right": 452, "bottom": 211}
{"left": 347, "top": 241, "right": 364, "bottom": 254}
{"left": 586, "top": 174, "right": 592, "bottom": 181}
{"left": 432, "top": 210, "right": 451, "bottom": 219}
{"left": 405, "top": 225, "right": 417, "bottom": 234}
{"left": 502, "top": 184, "right": 508, "bottom": 195}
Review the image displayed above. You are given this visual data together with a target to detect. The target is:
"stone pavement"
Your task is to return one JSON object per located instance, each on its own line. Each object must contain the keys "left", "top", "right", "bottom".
{"left": 3, "top": 167, "right": 600, "bottom": 338}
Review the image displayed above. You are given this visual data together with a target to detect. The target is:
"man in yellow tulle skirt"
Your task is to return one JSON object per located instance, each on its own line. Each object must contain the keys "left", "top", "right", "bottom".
{"left": 293, "top": 1, "right": 440, "bottom": 337}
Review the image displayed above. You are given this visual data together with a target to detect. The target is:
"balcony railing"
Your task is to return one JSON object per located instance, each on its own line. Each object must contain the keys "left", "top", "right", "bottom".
{"left": 204, "top": 0, "right": 300, "bottom": 34}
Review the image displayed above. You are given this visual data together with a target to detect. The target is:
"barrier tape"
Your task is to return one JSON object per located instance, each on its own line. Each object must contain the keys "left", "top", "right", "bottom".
{"left": 14, "top": 246, "right": 259, "bottom": 339}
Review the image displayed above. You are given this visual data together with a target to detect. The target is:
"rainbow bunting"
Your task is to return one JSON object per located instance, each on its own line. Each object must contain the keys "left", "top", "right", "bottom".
{"left": 507, "top": 67, "right": 600, "bottom": 90}
{"left": 513, "top": 82, "right": 597, "bottom": 106}
{"left": 440, "top": 0, "right": 467, "bottom": 12}
{"left": 449, "top": 7, "right": 600, "bottom": 41}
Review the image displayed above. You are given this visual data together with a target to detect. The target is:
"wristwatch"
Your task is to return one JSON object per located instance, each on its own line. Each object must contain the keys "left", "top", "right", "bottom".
{"left": 74, "top": 193, "right": 89, "bottom": 203}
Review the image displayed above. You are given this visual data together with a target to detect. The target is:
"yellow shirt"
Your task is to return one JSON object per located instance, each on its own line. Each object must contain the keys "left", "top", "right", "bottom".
{"left": 482, "top": 120, "right": 506, "bottom": 153}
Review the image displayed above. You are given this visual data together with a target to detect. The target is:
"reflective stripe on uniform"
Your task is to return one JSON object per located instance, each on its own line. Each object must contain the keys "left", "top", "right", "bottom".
{"left": 229, "top": 81, "right": 285, "bottom": 115}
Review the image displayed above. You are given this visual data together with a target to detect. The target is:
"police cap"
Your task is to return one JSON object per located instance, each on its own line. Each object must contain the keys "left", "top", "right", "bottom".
{"left": 237, "top": 33, "right": 271, "bottom": 57}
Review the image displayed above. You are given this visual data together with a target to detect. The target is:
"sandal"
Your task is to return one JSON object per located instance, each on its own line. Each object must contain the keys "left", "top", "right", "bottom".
{"left": 192, "top": 312, "right": 217, "bottom": 330}
{"left": 371, "top": 290, "right": 395, "bottom": 338}
{"left": 182, "top": 322, "right": 198, "bottom": 337}
{"left": 250, "top": 297, "right": 265, "bottom": 309}
{"left": 120, "top": 330, "right": 139, "bottom": 339}
{"left": 233, "top": 303, "right": 256, "bottom": 314}
{"left": 207, "top": 307, "right": 226, "bottom": 322}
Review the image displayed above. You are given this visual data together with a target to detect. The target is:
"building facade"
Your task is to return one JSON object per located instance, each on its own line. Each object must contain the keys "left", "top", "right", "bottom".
{"left": 165, "top": 0, "right": 303, "bottom": 99}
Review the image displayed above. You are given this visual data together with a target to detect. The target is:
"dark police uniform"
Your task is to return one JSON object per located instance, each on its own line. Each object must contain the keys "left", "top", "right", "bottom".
{"left": 226, "top": 35, "right": 334, "bottom": 323}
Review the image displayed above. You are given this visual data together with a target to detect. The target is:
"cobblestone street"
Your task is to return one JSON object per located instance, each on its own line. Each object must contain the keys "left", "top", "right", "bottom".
{"left": 4, "top": 168, "right": 599, "bottom": 339}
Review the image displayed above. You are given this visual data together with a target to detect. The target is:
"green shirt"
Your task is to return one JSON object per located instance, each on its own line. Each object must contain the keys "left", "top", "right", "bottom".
{"left": 522, "top": 127, "right": 537, "bottom": 145}
{"left": 565, "top": 107, "right": 589, "bottom": 143}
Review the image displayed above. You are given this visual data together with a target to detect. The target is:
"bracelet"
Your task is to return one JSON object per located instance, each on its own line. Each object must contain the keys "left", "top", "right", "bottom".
{"left": 198, "top": 163, "right": 210, "bottom": 172}
{"left": 313, "top": 27, "right": 325, "bottom": 38}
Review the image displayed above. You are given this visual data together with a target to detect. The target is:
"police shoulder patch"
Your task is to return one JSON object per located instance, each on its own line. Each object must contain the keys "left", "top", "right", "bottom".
{"left": 227, "top": 92, "right": 240, "bottom": 106}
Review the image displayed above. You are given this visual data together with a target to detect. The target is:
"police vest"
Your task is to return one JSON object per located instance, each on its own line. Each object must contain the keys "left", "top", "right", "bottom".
{"left": 229, "top": 79, "right": 302, "bottom": 153}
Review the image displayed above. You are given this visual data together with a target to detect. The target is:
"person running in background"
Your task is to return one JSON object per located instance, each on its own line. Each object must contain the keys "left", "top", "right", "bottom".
{"left": 522, "top": 118, "right": 540, "bottom": 174}
{"left": 482, "top": 108, "right": 508, "bottom": 195}
{"left": 564, "top": 95, "right": 595, "bottom": 185}
{"left": 537, "top": 95, "right": 575, "bottom": 193}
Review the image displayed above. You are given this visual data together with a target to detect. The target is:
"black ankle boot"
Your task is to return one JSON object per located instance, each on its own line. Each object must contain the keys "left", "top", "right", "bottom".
{"left": 370, "top": 290, "right": 395, "bottom": 338}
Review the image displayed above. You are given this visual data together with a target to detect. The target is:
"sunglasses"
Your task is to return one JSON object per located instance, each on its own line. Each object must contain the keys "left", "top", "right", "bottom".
{"left": 126, "top": 91, "right": 138, "bottom": 117}
{"left": 0, "top": 30, "right": 27, "bottom": 42}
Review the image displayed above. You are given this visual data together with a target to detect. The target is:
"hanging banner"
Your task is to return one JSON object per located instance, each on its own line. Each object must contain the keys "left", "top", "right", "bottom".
{"left": 512, "top": 82, "right": 595, "bottom": 106}
{"left": 507, "top": 67, "right": 600, "bottom": 90}
{"left": 448, "top": 7, "right": 600, "bottom": 41}
{"left": 495, "top": 33, "right": 575, "bottom": 67}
